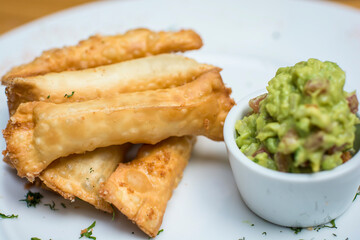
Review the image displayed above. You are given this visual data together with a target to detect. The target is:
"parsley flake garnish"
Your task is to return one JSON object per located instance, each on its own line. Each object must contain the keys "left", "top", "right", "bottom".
{"left": 262, "top": 232, "right": 267, "bottom": 235}
{"left": 89, "top": 168, "right": 94, "bottom": 173}
{"left": 44, "top": 201, "right": 58, "bottom": 211}
{"left": 290, "top": 227, "right": 302, "bottom": 234}
{"left": 20, "top": 191, "right": 43, "bottom": 207}
{"left": 64, "top": 91, "right": 75, "bottom": 98}
{"left": 110, "top": 205, "right": 115, "bottom": 221}
{"left": 0, "top": 212, "right": 18, "bottom": 219}
{"left": 157, "top": 229, "right": 164, "bottom": 236}
{"left": 61, "top": 203, "right": 66, "bottom": 208}
{"left": 47, "top": 95, "right": 50, "bottom": 99}
{"left": 31, "top": 238, "right": 41, "bottom": 240}
{"left": 313, "top": 219, "right": 337, "bottom": 232}
{"left": 80, "top": 221, "right": 96, "bottom": 240}
{"left": 238, "top": 238, "right": 246, "bottom": 240}
{"left": 332, "top": 233, "right": 337, "bottom": 237}
{"left": 251, "top": 224, "right": 254, "bottom": 226}
{"left": 353, "top": 192, "right": 360, "bottom": 202}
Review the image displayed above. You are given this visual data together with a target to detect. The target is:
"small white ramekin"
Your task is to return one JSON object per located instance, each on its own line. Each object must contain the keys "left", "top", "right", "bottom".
{"left": 224, "top": 89, "right": 360, "bottom": 227}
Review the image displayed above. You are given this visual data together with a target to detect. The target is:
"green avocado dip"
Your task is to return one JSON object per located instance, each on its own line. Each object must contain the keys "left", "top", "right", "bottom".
{"left": 235, "top": 59, "right": 359, "bottom": 173}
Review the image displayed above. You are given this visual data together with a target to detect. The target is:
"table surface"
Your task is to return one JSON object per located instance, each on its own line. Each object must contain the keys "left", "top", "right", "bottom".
{"left": 0, "top": 0, "right": 360, "bottom": 35}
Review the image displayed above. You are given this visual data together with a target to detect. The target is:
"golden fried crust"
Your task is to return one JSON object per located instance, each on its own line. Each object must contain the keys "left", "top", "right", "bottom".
{"left": 100, "top": 136, "right": 195, "bottom": 237}
{"left": 39, "top": 145, "right": 130, "bottom": 213}
{"left": 2, "top": 102, "right": 40, "bottom": 181}
{"left": 3, "top": 70, "right": 234, "bottom": 180}
{"left": 4, "top": 54, "right": 218, "bottom": 115}
{"left": 2, "top": 29, "right": 203, "bottom": 82}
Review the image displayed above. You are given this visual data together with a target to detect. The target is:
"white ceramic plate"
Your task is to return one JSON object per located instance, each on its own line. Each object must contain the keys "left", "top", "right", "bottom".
{"left": 1, "top": 0, "right": 360, "bottom": 239}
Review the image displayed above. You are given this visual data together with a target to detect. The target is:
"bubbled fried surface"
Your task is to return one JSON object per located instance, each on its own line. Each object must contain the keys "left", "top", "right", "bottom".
{"left": 100, "top": 136, "right": 195, "bottom": 238}
{"left": 40, "top": 145, "right": 130, "bottom": 213}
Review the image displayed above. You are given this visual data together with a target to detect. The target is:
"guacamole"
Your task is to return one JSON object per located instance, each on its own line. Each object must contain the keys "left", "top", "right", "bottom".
{"left": 235, "top": 59, "right": 359, "bottom": 173}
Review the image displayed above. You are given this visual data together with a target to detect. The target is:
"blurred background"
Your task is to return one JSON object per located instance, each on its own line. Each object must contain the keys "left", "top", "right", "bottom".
{"left": 0, "top": 0, "right": 360, "bottom": 35}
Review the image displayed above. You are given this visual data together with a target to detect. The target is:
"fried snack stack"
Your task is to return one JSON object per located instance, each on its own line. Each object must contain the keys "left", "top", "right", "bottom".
{"left": 1, "top": 29, "right": 234, "bottom": 238}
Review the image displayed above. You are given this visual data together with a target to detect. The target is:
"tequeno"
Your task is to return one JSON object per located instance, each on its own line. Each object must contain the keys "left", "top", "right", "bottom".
{"left": 100, "top": 136, "right": 195, "bottom": 238}
{"left": 40, "top": 145, "right": 130, "bottom": 213}
{"left": 4, "top": 54, "right": 217, "bottom": 115}
{"left": 4, "top": 70, "right": 234, "bottom": 181}
{"left": 2, "top": 29, "right": 202, "bottom": 81}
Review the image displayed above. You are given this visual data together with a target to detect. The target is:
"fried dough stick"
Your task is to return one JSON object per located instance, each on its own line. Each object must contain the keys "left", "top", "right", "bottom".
{"left": 3, "top": 71, "right": 234, "bottom": 181}
{"left": 2, "top": 28, "right": 202, "bottom": 81}
{"left": 4, "top": 54, "right": 217, "bottom": 115}
{"left": 100, "top": 136, "right": 195, "bottom": 237}
{"left": 40, "top": 145, "right": 130, "bottom": 212}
